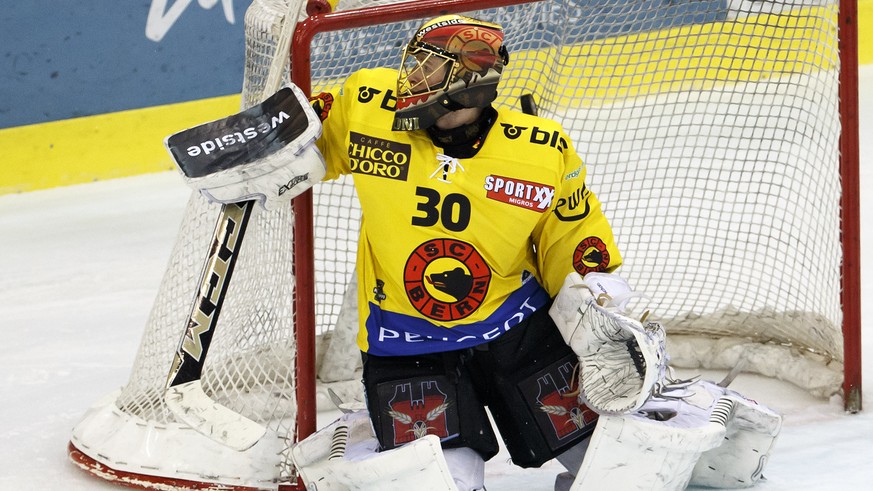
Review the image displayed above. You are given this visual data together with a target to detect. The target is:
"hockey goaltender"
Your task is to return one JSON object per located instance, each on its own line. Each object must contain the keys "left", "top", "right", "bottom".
{"left": 168, "top": 14, "right": 783, "bottom": 491}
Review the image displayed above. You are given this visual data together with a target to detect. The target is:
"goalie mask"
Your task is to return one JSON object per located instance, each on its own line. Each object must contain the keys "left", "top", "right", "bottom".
{"left": 393, "top": 15, "right": 509, "bottom": 131}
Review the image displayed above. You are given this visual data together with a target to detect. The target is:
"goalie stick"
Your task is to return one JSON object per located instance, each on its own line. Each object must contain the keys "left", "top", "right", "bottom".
{"left": 160, "top": 0, "right": 320, "bottom": 451}
{"left": 164, "top": 200, "right": 268, "bottom": 451}
{"left": 162, "top": 83, "right": 324, "bottom": 449}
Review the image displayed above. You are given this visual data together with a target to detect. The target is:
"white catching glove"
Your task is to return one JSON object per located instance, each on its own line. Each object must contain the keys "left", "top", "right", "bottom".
{"left": 165, "top": 83, "right": 326, "bottom": 211}
{"left": 549, "top": 272, "right": 668, "bottom": 415}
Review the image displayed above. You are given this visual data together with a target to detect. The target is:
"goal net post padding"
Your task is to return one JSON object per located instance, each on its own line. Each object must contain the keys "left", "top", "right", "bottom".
{"left": 68, "top": 0, "right": 861, "bottom": 489}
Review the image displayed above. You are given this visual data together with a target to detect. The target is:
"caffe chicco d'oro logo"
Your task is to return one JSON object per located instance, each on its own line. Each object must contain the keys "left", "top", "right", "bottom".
{"left": 348, "top": 132, "right": 411, "bottom": 181}
{"left": 404, "top": 239, "right": 491, "bottom": 322}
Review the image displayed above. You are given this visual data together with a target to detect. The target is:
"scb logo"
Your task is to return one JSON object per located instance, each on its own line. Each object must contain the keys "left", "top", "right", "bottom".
{"left": 404, "top": 239, "right": 491, "bottom": 322}
{"left": 573, "top": 236, "right": 610, "bottom": 276}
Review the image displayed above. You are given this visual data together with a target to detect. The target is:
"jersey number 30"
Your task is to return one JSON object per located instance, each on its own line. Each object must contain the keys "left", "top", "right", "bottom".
{"left": 411, "top": 186, "right": 471, "bottom": 232}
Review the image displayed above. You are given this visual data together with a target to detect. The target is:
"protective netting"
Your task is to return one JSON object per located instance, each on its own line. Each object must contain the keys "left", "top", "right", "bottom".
{"left": 70, "top": 0, "right": 849, "bottom": 488}
{"left": 302, "top": 0, "right": 845, "bottom": 396}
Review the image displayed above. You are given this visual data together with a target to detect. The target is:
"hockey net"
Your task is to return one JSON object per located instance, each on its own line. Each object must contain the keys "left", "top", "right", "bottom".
{"left": 69, "top": 0, "right": 860, "bottom": 489}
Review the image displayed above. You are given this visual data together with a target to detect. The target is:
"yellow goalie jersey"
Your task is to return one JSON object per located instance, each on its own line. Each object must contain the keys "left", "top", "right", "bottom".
{"left": 313, "top": 68, "right": 622, "bottom": 356}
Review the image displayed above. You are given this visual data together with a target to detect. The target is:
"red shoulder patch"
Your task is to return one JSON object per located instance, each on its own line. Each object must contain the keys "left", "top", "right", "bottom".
{"left": 573, "top": 236, "right": 610, "bottom": 276}
{"left": 309, "top": 92, "right": 333, "bottom": 122}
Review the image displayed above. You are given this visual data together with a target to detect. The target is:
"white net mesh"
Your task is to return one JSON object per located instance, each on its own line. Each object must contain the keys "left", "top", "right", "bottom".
{"left": 70, "top": 0, "right": 851, "bottom": 488}
{"left": 302, "top": 0, "right": 845, "bottom": 396}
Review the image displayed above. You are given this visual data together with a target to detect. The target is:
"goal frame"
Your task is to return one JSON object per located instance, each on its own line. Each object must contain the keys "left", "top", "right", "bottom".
{"left": 65, "top": 1, "right": 863, "bottom": 490}
{"left": 836, "top": 0, "right": 862, "bottom": 413}
{"left": 288, "top": 0, "right": 862, "bottom": 448}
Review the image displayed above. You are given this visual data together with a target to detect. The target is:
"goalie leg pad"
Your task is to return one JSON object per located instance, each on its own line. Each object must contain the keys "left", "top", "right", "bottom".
{"left": 570, "top": 398, "right": 726, "bottom": 490}
{"left": 690, "top": 389, "right": 782, "bottom": 488}
{"left": 291, "top": 411, "right": 460, "bottom": 491}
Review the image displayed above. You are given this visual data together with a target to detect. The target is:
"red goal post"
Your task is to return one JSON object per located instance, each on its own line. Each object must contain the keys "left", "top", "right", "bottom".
{"left": 68, "top": 0, "right": 861, "bottom": 490}
{"left": 837, "top": 0, "right": 862, "bottom": 413}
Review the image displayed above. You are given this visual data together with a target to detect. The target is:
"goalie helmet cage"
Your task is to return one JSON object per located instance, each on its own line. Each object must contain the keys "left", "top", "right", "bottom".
{"left": 68, "top": 0, "right": 860, "bottom": 490}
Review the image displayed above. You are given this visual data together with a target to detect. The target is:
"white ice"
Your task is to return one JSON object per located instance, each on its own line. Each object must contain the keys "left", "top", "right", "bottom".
{"left": 1, "top": 65, "right": 872, "bottom": 490}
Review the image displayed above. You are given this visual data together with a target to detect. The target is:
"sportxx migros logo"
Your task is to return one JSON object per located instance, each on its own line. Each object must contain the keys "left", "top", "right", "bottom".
{"left": 348, "top": 132, "right": 411, "bottom": 181}
{"left": 499, "top": 123, "right": 569, "bottom": 154}
{"left": 484, "top": 175, "right": 554, "bottom": 212}
{"left": 404, "top": 239, "right": 491, "bottom": 322}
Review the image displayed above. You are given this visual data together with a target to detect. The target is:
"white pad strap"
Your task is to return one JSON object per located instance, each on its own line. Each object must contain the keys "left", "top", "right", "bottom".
{"left": 582, "top": 271, "right": 648, "bottom": 314}
{"left": 291, "top": 411, "right": 459, "bottom": 491}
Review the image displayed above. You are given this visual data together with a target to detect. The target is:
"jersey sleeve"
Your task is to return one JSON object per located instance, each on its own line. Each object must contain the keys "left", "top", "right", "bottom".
{"left": 311, "top": 75, "right": 355, "bottom": 180}
{"left": 533, "top": 134, "right": 623, "bottom": 297}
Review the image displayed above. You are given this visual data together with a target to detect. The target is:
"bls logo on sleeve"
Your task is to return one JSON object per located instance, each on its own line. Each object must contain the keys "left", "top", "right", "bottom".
{"left": 500, "top": 123, "right": 569, "bottom": 154}
{"left": 348, "top": 132, "right": 411, "bottom": 180}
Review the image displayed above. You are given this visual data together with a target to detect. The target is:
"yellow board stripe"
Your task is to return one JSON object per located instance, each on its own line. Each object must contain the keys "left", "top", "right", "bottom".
{"left": 0, "top": 94, "right": 240, "bottom": 195}
{"left": 861, "top": 0, "right": 873, "bottom": 65}
{"left": 502, "top": 6, "right": 839, "bottom": 105}
{"left": 1, "top": 2, "right": 870, "bottom": 196}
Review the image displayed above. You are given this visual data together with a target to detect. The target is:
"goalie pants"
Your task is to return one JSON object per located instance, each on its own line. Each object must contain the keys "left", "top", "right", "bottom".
{"left": 362, "top": 304, "right": 598, "bottom": 468}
